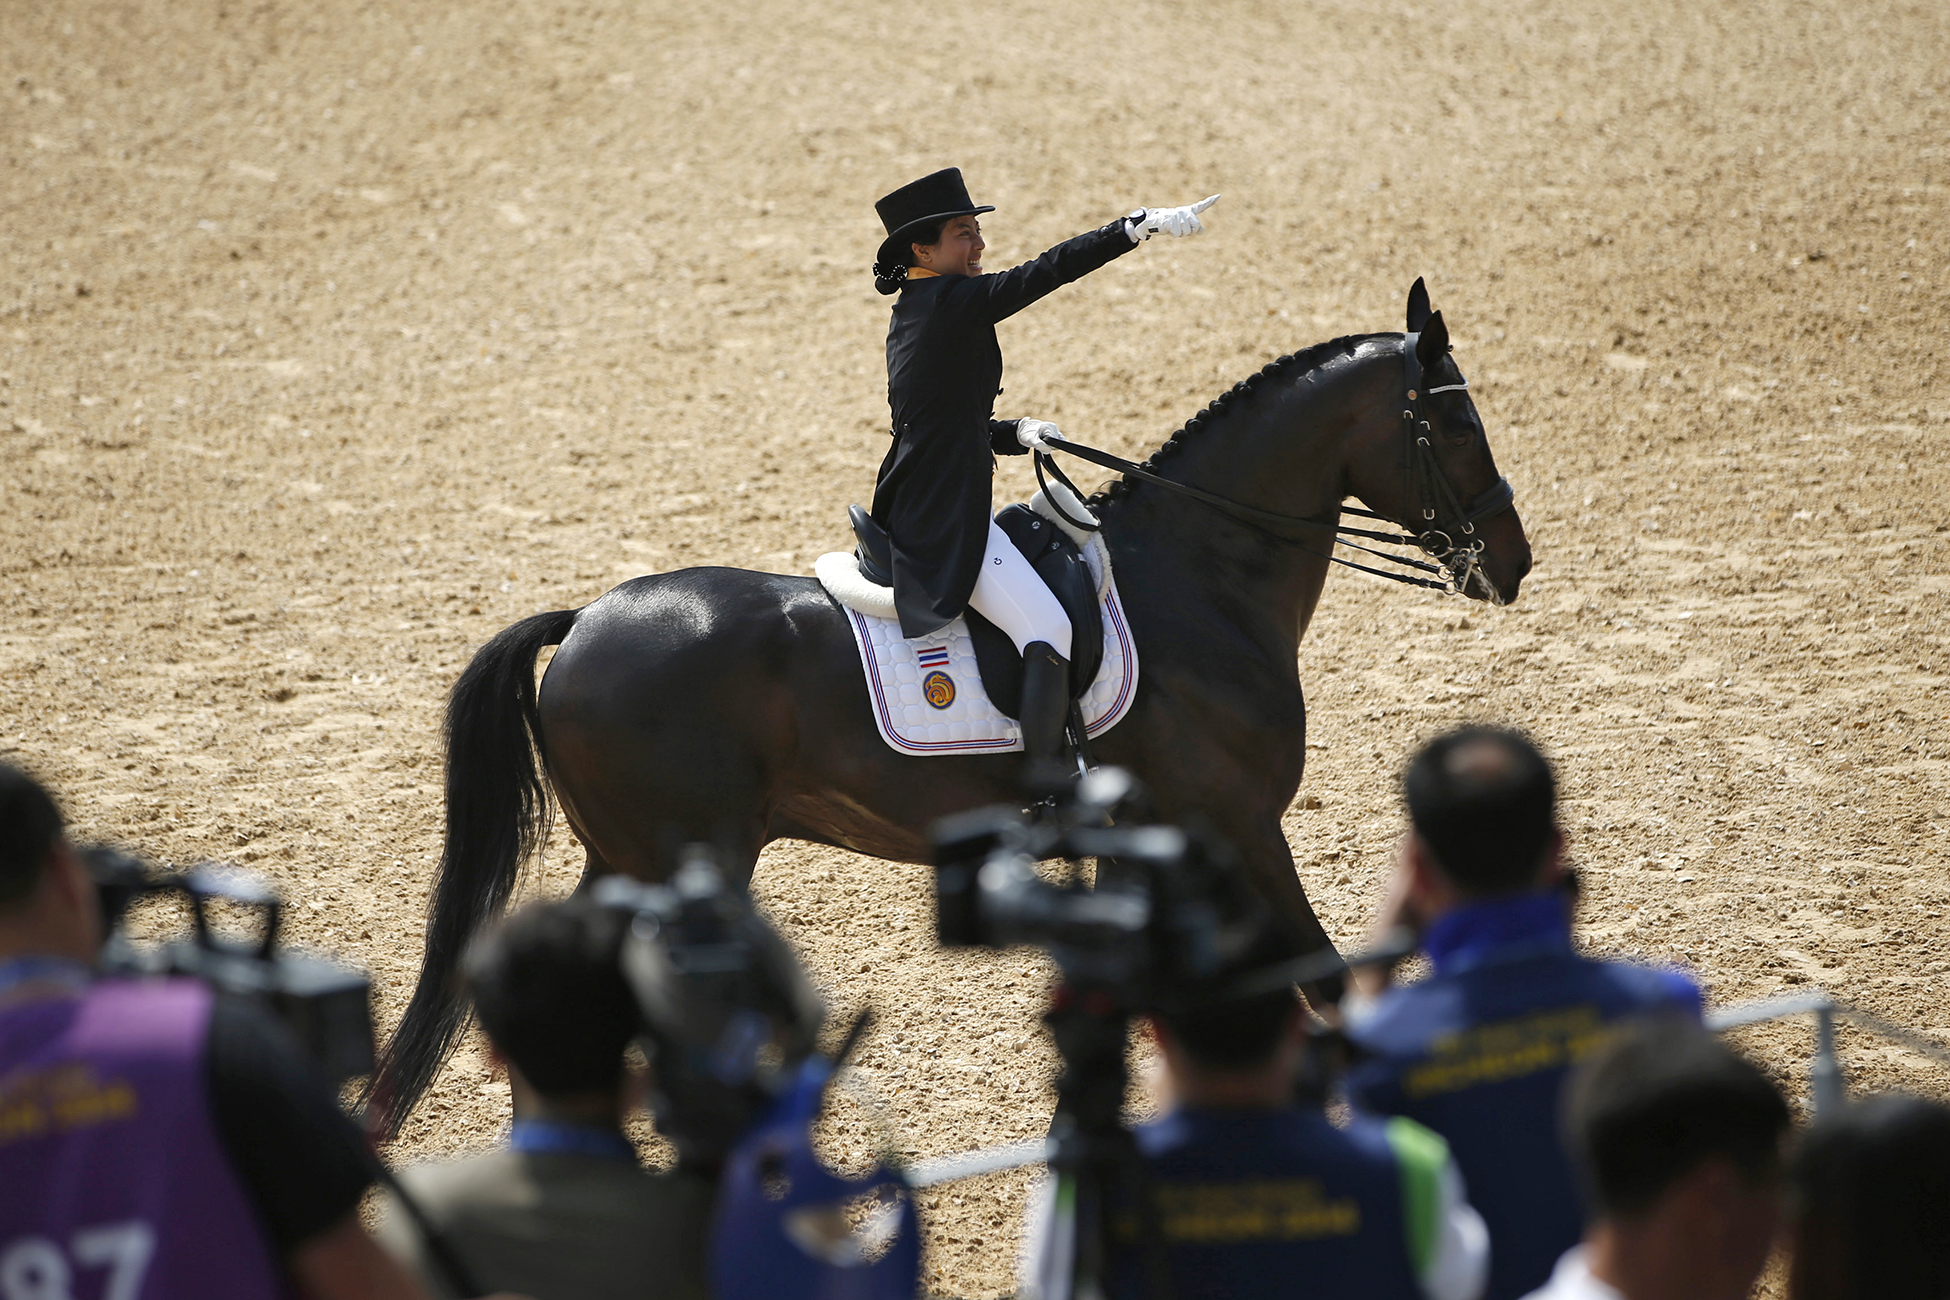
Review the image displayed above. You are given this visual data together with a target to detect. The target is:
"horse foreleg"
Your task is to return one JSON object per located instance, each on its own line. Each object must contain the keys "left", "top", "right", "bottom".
{"left": 573, "top": 843, "right": 614, "bottom": 894}
{"left": 1238, "top": 823, "right": 1345, "bottom": 1009}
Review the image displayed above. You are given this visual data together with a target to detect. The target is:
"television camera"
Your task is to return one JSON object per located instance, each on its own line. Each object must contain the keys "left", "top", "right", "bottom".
{"left": 931, "top": 768, "right": 1294, "bottom": 1300}
{"left": 82, "top": 845, "right": 374, "bottom": 1088}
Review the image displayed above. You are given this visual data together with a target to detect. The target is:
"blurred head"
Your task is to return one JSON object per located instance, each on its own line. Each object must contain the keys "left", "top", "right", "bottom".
{"left": 0, "top": 763, "right": 98, "bottom": 963}
{"left": 1152, "top": 986, "right": 1305, "bottom": 1109}
{"left": 1404, "top": 726, "right": 1561, "bottom": 900}
{"left": 1151, "top": 924, "right": 1309, "bottom": 1107}
{"left": 1788, "top": 1093, "right": 1950, "bottom": 1300}
{"left": 1157, "top": 983, "right": 1301, "bottom": 1067}
{"left": 464, "top": 898, "right": 640, "bottom": 1107}
{"left": 1567, "top": 1018, "right": 1790, "bottom": 1299}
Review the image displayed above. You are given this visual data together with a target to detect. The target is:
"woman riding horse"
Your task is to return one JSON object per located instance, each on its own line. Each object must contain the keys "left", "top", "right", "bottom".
{"left": 867, "top": 168, "right": 1217, "bottom": 775}
{"left": 369, "top": 271, "right": 1534, "bottom": 1137}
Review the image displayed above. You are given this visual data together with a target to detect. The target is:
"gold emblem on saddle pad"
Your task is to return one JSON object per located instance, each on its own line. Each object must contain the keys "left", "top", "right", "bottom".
{"left": 922, "top": 671, "right": 956, "bottom": 710}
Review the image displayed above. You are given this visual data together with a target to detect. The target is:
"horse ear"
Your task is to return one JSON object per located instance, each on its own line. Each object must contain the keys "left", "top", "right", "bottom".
{"left": 1415, "top": 311, "right": 1450, "bottom": 368}
{"left": 1406, "top": 277, "right": 1432, "bottom": 332}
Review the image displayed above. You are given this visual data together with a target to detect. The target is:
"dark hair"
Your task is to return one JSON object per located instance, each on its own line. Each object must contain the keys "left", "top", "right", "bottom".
{"left": 871, "top": 217, "right": 950, "bottom": 295}
{"left": 1404, "top": 726, "right": 1558, "bottom": 895}
{"left": 0, "top": 763, "right": 66, "bottom": 911}
{"left": 463, "top": 898, "right": 639, "bottom": 1098}
{"left": 1789, "top": 1093, "right": 1950, "bottom": 1300}
{"left": 1565, "top": 1017, "right": 1790, "bottom": 1221}
{"left": 1157, "top": 985, "right": 1299, "bottom": 1072}
{"left": 1155, "top": 924, "right": 1303, "bottom": 1071}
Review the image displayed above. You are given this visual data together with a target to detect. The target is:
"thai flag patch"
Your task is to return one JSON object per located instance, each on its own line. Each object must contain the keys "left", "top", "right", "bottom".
{"left": 916, "top": 646, "right": 951, "bottom": 669}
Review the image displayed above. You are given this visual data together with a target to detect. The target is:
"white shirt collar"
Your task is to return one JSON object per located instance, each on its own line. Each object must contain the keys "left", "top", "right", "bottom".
{"left": 1522, "top": 1247, "right": 1625, "bottom": 1300}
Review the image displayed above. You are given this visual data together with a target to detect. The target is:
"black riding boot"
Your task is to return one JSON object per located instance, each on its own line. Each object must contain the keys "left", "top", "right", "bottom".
{"left": 1019, "top": 640, "right": 1073, "bottom": 790}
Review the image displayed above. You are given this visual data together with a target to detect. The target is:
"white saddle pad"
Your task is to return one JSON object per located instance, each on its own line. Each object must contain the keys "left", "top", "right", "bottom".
{"left": 814, "top": 490, "right": 1139, "bottom": 757}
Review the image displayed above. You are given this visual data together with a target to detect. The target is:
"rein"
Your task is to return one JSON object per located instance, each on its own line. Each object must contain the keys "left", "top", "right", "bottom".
{"left": 1031, "top": 334, "right": 1514, "bottom": 596}
{"left": 1032, "top": 443, "right": 1455, "bottom": 592}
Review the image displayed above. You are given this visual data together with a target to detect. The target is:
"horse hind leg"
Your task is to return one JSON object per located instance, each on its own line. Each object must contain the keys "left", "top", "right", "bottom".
{"left": 566, "top": 793, "right": 769, "bottom": 893}
{"left": 567, "top": 832, "right": 768, "bottom": 919}
{"left": 536, "top": 583, "right": 787, "bottom": 894}
{"left": 654, "top": 818, "right": 769, "bottom": 891}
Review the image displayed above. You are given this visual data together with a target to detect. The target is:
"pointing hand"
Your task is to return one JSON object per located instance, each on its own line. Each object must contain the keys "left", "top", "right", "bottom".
{"left": 1129, "top": 194, "right": 1220, "bottom": 241}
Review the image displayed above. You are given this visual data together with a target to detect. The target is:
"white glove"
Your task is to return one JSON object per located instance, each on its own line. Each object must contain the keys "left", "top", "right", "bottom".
{"left": 1016, "top": 419, "right": 1066, "bottom": 452}
{"left": 1128, "top": 194, "right": 1220, "bottom": 241}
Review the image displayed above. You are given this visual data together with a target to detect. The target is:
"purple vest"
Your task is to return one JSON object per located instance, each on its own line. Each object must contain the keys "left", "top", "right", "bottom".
{"left": 0, "top": 978, "right": 290, "bottom": 1300}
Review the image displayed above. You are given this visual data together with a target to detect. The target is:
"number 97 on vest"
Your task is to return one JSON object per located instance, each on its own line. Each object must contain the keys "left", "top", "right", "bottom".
{"left": 1, "top": 1222, "right": 155, "bottom": 1300}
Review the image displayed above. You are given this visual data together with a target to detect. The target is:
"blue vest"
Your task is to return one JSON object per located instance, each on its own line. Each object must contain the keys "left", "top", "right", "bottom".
{"left": 1345, "top": 894, "right": 1701, "bottom": 1300}
{"left": 1112, "top": 1107, "right": 1437, "bottom": 1300}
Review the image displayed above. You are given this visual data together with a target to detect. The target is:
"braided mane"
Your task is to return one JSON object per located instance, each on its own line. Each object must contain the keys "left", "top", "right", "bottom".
{"left": 1088, "top": 333, "right": 1388, "bottom": 510}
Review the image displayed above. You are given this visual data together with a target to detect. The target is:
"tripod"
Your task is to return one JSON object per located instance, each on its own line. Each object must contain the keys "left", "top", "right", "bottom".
{"left": 1030, "top": 979, "right": 1176, "bottom": 1300}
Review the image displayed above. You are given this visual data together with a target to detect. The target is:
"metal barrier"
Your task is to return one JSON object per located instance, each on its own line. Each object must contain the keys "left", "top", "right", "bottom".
{"left": 1705, "top": 988, "right": 1950, "bottom": 1118}
{"left": 897, "top": 991, "right": 1950, "bottom": 1186}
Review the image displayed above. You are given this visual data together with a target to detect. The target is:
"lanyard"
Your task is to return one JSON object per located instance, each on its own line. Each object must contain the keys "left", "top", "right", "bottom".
{"left": 0, "top": 956, "right": 92, "bottom": 1002}
{"left": 509, "top": 1119, "right": 638, "bottom": 1164}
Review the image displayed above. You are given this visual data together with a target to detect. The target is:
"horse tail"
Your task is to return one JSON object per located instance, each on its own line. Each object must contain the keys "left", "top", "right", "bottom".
{"left": 367, "top": 607, "right": 579, "bottom": 1138}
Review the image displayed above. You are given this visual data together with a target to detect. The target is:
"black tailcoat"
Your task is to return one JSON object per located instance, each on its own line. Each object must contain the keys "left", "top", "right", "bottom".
{"left": 871, "top": 219, "right": 1134, "bottom": 638}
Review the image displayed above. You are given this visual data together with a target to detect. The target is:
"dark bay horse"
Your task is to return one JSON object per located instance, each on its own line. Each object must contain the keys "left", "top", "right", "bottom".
{"left": 371, "top": 283, "right": 1531, "bottom": 1133}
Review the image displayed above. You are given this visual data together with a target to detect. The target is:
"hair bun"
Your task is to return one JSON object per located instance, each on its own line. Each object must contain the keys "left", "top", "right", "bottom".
{"left": 872, "top": 262, "right": 908, "bottom": 296}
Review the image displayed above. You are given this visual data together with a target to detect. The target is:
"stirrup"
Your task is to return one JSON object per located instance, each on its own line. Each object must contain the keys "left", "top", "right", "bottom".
{"left": 1066, "top": 700, "right": 1094, "bottom": 779}
{"left": 1019, "top": 715, "right": 1090, "bottom": 807}
{"left": 1022, "top": 758, "right": 1077, "bottom": 799}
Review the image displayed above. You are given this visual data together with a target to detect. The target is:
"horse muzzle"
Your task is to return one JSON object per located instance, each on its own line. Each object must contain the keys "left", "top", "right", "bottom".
{"left": 1466, "top": 509, "right": 1532, "bottom": 607}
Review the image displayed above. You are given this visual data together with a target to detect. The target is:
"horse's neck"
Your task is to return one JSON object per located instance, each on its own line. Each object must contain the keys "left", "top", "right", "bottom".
{"left": 1104, "top": 356, "right": 1380, "bottom": 657}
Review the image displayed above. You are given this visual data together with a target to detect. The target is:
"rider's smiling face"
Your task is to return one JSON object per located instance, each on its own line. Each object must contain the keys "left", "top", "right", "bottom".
{"left": 914, "top": 216, "right": 985, "bottom": 277}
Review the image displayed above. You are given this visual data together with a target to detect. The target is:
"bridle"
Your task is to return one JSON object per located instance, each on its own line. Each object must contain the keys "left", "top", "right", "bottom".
{"left": 1032, "top": 334, "right": 1516, "bottom": 597}
{"left": 1390, "top": 330, "right": 1517, "bottom": 601}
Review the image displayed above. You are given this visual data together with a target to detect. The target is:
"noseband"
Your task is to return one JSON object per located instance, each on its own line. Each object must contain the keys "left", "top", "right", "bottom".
{"left": 1032, "top": 334, "right": 1515, "bottom": 596}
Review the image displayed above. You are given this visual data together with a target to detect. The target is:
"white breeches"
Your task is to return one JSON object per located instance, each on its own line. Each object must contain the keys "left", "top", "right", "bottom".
{"left": 967, "top": 519, "right": 1073, "bottom": 659}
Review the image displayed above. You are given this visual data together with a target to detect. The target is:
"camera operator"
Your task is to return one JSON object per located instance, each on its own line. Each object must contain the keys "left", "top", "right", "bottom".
{"left": 1342, "top": 728, "right": 1703, "bottom": 1300}
{"left": 0, "top": 762, "right": 429, "bottom": 1300}
{"left": 376, "top": 897, "right": 715, "bottom": 1300}
{"left": 1020, "top": 944, "right": 1489, "bottom": 1300}
{"left": 1524, "top": 1017, "right": 1789, "bottom": 1300}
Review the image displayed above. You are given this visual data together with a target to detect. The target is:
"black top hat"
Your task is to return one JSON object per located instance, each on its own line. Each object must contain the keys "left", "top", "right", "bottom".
{"left": 874, "top": 168, "right": 994, "bottom": 272}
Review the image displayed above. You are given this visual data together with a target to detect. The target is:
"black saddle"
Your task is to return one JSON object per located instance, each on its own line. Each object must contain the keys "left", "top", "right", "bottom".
{"left": 848, "top": 504, "right": 1104, "bottom": 721}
